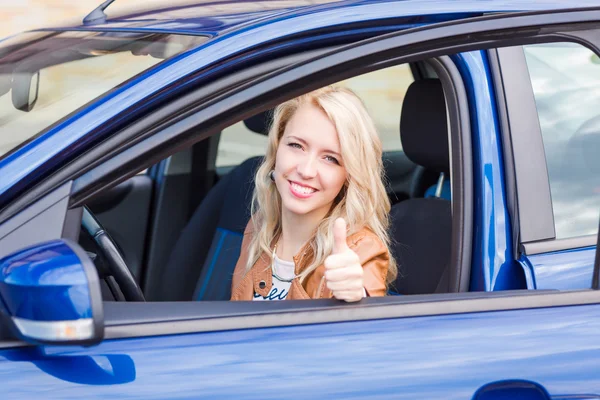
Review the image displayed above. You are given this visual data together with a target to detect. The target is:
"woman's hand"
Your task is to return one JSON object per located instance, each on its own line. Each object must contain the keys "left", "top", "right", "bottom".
{"left": 324, "top": 218, "right": 365, "bottom": 302}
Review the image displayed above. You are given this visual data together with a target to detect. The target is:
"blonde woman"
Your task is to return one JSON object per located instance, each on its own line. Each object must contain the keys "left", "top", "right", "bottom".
{"left": 230, "top": 86, "right": 397, "bottom": 302}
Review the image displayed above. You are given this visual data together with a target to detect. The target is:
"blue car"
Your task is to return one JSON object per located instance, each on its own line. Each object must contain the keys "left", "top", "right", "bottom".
{"left": 0, "top": 0, "right": 600, "bottom": 398}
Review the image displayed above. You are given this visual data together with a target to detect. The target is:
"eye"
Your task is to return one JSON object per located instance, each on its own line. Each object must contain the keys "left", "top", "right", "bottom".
{"left": 287, "top": 142, "right": 303, "bottom": 150}
{"left": 324, "top": 155, "right": 340, "bottom": 165}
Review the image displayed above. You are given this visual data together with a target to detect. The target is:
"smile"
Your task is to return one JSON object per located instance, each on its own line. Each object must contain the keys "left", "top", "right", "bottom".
{"left": 288, "top": 180, "right": 318, "bottom": 198}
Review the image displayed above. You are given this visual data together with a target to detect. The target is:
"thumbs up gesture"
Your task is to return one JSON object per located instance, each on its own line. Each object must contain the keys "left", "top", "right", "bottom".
{"left": 324, "top": 218, "right": 365, "bottom": 302}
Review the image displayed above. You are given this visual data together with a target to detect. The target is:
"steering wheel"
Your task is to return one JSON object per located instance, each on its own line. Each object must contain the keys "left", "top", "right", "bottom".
{"left": 81, "top": 207, "right": 145, "bottom": 302}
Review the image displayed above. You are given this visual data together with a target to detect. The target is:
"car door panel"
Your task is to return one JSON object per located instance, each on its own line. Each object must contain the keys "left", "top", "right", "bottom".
{"left": 0, "top": 302, "right": 598, "bottom": 399}
{"left": 520, "top": 247, "right": 596, "bottom": 291}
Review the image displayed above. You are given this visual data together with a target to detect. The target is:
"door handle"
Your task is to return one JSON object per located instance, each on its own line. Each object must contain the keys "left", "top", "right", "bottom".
{"left": 473, "top": 380, "right": 551, "bottom": 400}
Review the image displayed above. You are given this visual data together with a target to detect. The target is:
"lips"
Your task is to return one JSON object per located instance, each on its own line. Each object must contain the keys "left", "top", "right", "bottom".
{"left": 288, "top": 180, "right": 317, "bottom": 199}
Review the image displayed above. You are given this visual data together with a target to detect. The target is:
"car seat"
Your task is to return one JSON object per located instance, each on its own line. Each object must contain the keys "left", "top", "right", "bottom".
{"left": 389, "top": 79, "right": 452, "bottom": 295}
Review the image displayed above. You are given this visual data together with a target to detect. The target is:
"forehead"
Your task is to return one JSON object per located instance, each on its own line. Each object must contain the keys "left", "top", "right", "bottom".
{"left": 283, "top": 102, "right": 340, "bottom": 149}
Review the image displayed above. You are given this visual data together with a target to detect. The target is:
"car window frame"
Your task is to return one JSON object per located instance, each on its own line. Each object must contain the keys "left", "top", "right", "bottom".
{"left": 3, "top": 8, "right": 600, "bottom": 346}
{"left": 67, "top": 11, "right": 477, "bottom": 310}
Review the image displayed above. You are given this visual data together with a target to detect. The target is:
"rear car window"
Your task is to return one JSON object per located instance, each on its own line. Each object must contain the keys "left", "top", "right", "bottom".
{"left": 0, "top": 31, "right": 207, "bottom": 159}
{"left": 524, "top": 42, "right": 600, "bottom": 239}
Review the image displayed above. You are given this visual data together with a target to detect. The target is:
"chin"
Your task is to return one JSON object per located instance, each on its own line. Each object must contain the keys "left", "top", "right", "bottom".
{"left": 283, "top": 203, "right": 316, "bottom": 216}
{"left": 282, "top": 198, "right": 332, "bottom": 217}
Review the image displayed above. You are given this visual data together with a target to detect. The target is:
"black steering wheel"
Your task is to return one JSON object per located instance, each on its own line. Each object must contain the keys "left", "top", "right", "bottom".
{"left": 81, "top": 207, "right": 145, "bottom": 302}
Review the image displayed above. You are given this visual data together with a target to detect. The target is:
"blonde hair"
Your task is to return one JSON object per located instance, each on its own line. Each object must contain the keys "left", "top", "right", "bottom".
{"left": 246, "top": 86, "right": 397, "bottom": 285}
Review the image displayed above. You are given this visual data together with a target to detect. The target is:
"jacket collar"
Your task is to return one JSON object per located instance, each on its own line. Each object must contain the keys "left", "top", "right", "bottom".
{"left": 252, "top": 241, "right": 312, "bottom": 297}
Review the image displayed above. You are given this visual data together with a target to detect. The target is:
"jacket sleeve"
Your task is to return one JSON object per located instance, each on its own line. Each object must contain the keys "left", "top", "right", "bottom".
{"left": 230, "top": 220, "right": 255, "bottom": 297}
{"left": 349, "top": 232, "right": 390, "bottom": 297}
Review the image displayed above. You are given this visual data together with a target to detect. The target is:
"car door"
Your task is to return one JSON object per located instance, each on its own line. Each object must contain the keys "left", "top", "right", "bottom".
{"left": 2, "top": 8, "right": 600, "bottom": 400}
{"left": 1, "top": 290, "right": 600, "bottom": 399}
{"left": 492, "top": 42, "right": 600, "bottom": 292}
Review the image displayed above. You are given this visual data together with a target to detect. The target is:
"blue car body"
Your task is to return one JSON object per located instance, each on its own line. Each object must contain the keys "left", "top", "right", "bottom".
{"left": 0, "top": 1, "right": 599, "bottom": 398}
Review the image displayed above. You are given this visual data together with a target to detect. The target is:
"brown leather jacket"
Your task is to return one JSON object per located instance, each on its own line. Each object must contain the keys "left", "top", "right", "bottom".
{"left": 230, "top": 222, "right": 390, "bottom": 300}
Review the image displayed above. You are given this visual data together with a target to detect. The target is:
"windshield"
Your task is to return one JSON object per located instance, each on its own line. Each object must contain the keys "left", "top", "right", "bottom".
{"left": 0, "top": 31, "right": 208, "bottom": 158}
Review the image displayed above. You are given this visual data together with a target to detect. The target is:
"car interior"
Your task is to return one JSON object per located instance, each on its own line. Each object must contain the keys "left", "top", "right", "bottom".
{"left": 80, "top": 59, "right": 455, "bottom": 302}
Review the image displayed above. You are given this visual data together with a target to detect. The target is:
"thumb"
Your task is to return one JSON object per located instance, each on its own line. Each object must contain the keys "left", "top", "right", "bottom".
{"left": 332, "top": 218, "right": 349, "bottom": 254}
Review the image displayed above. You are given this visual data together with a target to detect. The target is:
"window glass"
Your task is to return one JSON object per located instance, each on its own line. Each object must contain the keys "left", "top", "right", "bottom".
{"left": 216, "top": 64, "right": 414, "bottom": 167}
{"left": 524, "top": 43, "right": 600, "bottom": 238}
{"left": 0, "top": 31, "right": 207, "bottom": 158}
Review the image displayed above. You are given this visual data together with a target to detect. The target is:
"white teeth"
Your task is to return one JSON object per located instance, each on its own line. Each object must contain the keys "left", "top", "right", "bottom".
{"left": 291, "top": 182, "right": 316, "bottom": 194}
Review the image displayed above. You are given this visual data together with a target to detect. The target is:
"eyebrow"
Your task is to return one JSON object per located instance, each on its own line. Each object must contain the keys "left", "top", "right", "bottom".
{"left": 287, "top": 135, "right": 341, "bottom": 157}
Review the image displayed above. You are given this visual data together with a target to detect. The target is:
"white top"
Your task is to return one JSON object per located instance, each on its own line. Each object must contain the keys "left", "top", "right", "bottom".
{"left": 253, "top": 254, "right": 295, "bottom": 301}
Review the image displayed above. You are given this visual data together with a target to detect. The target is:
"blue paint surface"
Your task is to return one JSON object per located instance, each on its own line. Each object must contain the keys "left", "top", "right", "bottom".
{"left": 1, "top": 303, "right": 600, "bottom": 398}
{"left": 526, "top": 247, "right": 596, "bottom": 290}
{"left": 0, "top": 241, "right": 92, "bottom": 321}
{"left": 452, "top": 51, "right": 521, "bottom": 292}
{"left": 196, "top": 229, "right": 227, "bottom": 299}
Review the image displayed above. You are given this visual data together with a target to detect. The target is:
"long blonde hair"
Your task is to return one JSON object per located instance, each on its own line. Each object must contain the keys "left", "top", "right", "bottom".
{"left": 246, "top": 86, "right": 397, "bottom": 284}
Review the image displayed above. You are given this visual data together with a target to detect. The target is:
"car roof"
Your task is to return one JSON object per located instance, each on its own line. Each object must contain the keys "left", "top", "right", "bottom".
{"left": 39, "top": 0, "right": 600, "bottom": 37}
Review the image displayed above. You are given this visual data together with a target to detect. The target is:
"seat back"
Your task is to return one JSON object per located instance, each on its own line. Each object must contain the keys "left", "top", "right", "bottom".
{"left": 390, "top": 79, "right": 453, "bottom": 294}
{"left": 159, "top": 156, "right": 261, "bottom": 301}
{"left": 191, "top": 156, "right": 262, "bottom": 300}
{"left": 159, "top": 109, "right": 279, "bottom": 301}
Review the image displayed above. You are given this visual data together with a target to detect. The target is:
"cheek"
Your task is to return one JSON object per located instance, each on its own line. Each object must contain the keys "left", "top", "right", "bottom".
{"left": 275, "top": 146, "right": 298, "bottom": 174}
{"left": 274, "top": 146, "right": 287, "bottom": 171}
{"left": 322, "top": 167, "right": 347, "bottom": 193}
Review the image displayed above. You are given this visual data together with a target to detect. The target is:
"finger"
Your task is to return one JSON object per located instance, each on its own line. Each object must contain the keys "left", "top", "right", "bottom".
{"left": 324, "top": 253, "right": 359, "bottom": 270}
{"left": 326, "top": 278, "right": 363, "bottom": 292}
{"left": 332, "top": 218, "right": 349, "bottom": 254}
{"left": 332, "top": 289, "right": 363, "bottom": 302}
{"left": 325, "top": 265, "right": 363, "bottom": 282}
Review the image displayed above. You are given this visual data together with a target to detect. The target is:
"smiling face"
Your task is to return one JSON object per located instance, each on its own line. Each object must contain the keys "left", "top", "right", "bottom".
{"left": 273, "top": 102, "right": 347, "bottom": 220}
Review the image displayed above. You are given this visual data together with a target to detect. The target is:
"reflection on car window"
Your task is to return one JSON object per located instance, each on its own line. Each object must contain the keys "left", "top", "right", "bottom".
{"left": 0, "top": 31, "right": 207, "bottom": 159}
{"left": 216, "top": 64, "right": 414, "bottom": 167}
{"left": 524, "top": 42, "right": 600, "bottom": 239}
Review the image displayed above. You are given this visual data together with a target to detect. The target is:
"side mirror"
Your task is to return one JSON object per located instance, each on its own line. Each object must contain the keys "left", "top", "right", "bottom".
{"left": 0, "top": 239, "right": 103, "bottom": 345}
{"left": 11, "top": 70, "right": 39, "bottom": 112}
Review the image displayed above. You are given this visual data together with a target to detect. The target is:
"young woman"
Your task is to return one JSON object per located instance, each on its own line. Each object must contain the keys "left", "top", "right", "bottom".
{"left": 230, "top": 86, "right": 397, "bottom": 302}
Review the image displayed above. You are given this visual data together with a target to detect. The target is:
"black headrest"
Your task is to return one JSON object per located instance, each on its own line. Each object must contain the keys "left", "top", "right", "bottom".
{"left": 400, "top": 79, "right": 449, "bottom": 173}
{"left": 244, "top": 109, "right": 273, "bottom": 135}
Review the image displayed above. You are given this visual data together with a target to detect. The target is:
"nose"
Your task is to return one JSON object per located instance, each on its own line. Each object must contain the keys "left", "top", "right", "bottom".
{"left": 296, "top": 154, "right": 317, "bottom": 179}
